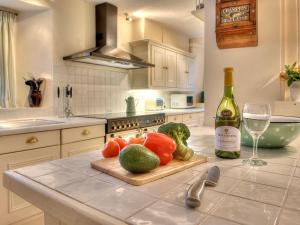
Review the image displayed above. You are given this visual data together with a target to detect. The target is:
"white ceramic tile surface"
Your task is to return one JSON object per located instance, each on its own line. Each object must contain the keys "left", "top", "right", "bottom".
{"left": 15, "top": 162, "right": 62, "bottom": 178}
{"left": 244, "top": 170, "right": 291, "bottom": 189}
{"left": 86, "top": 187, "right": 156, "bottom": 220}
{"left": 126, "top": 178, "right": 181, "bottom": 197}
{"left": 212, "top": 195, "right": 280, "bottom": 225}
{"left": 278, "top": 209, "right": 300, "bottom": 225}
{"left": 254, "top": 163, "right": 294, "bottom": 176}
{"left": 294, "top": 167, "right": 300, "bottom": 177}
{"left": 162, "top": 183, "right": 225, "bottom": 213}
{"left": 284, "top": 189, "right": 300, "bottom": 211}
{"left": 94, "top": 173, "right": 127, "bottom": 186}
{"left": 187, "top": 176, "right": 239, "bottom": 194}
{"left": 166, "top": 168, "right": 203, "bottom": 184}
{"left": 201, "top": 216, "right": 241, "bottom": 225}
{"left": 33, "top": 169, "right": 87, "bottom": 189}
{"left": 230, "top": 181, "right": 286, "bottom": 206}
{"left": 8, "top": 126, "right": 300, "bottom": 225}
{"left": 53, "top": 64, "right": 169, "bottom": 115}
{"left": 56, "top": 177, "right": 117, "bottom": 203}
{"left": 127, "top": 200, "right": 206, "bottom": 225}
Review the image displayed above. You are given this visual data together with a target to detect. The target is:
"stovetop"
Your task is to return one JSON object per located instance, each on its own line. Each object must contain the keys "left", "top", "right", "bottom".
{"left": 78, "top": 112, "right": 165, "bottom": 133}
{"left": 79, "top": 112, "right": 165, "bottom": 120}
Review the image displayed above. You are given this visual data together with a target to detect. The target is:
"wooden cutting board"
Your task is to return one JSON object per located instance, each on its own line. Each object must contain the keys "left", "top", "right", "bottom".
{"left": 91, "top": 154, "right": 207, "bottom": 186}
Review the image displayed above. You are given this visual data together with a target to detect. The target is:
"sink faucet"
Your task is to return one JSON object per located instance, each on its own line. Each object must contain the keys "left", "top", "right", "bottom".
{"left": 63, "top": 84, "right": 73, "bottom": 118}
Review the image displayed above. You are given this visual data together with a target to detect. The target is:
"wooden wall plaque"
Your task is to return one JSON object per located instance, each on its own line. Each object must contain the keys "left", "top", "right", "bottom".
{"left": 216, "top": 0, "right": 257, "bottom": 49}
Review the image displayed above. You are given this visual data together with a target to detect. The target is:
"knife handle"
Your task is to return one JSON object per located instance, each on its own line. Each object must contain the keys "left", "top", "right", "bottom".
{"left": 186, "top": 172, "right": 207, "bottom": 208}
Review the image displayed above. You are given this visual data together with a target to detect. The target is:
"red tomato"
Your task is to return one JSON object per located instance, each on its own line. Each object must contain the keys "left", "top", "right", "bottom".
{"left": 128, "top": 137, "right": 145, "bottom": 145}
{"left": 102, "top": 140, "right": 120, "bottom": 158}
{"left": 113, "top": 138, "right": 128, "bottom": 150}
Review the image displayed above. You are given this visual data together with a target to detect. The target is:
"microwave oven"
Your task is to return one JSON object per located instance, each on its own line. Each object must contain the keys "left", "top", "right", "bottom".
{"left": 170, "top": 94, "right": 194, "bottom": 109}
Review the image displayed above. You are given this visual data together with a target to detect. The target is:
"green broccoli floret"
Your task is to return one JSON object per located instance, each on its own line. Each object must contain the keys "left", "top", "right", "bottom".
{"left": 158, "top": 122, "right": 194, "bottom": 161}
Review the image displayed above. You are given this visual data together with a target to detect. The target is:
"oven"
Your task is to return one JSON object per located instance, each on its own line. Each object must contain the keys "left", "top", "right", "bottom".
{"left": 79, "top": 112, "right": 166, "bottom": 142}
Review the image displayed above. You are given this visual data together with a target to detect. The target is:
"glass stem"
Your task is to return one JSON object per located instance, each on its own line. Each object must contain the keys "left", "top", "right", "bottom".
{"left": 252, "top": 135, "right": 259, "bottom": 159}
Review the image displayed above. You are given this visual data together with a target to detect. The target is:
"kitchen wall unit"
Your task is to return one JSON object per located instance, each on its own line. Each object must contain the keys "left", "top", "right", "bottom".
{"left": 132, "top": 18, "right": 190, "bottom": 52}
{"left": 130, "top": 40, "right": 195, "bottom": 90}
{"left": 0, "top": 125, "right": 105, "bottom": 225}
{"left": 167, "top": 112, "right": 204, "bottom": 126}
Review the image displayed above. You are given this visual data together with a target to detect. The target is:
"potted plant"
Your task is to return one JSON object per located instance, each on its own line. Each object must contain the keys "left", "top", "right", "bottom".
{"left": 281, "top": 62, "right": 300, "bottom": 102}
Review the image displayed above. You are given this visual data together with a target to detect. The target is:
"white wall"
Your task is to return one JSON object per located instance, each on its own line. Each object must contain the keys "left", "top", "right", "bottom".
{"left": 15, "top": 10, "right": 53, "bottom": 108}
{"left": 204, "top": 0, "right": 284, "bottom": 126}
{"left": 132, "top": 18, "right": 191, "bottom": 52}
{"left": 190, "top": 37, "right": 205, "bottom": 93}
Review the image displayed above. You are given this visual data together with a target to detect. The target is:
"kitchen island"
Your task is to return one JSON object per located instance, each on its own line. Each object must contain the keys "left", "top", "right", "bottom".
{"left": 3, "top": 126, "right": 300, "bottom": 225}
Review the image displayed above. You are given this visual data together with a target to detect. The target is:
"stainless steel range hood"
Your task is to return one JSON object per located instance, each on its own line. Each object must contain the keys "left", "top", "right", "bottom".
{"left": 63, "top": 3, "right": 154, "bottom": 70}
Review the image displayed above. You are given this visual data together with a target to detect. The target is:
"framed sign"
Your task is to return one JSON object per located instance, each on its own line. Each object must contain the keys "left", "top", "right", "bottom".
{"left": 216, "top": 0, "right": 257, "bottom": 49}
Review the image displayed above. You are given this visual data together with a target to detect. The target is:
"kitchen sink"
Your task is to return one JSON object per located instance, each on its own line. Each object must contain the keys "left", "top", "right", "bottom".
{"left": 0, "top": 119, "right": 64, "bottom": 129}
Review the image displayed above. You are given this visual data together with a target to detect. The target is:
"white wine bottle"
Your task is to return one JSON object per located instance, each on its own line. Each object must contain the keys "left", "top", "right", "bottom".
{"left": 215, "top": 68, "right": 241, "bottom": 159}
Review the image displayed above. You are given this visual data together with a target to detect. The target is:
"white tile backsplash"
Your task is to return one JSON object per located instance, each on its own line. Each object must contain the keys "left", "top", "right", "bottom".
{"left": 54, "top": 64, "right": 131, "bottom": 116}
{"left": 53, "top": 63, "right": 170, "bottom": 116}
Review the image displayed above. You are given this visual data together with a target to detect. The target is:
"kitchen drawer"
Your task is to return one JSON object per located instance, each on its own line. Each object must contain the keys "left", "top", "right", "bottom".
{"left": 61, "top": 137, "right": 105, "bottom": 158}
{"left": 0, "top": 130, "right": 60, "bottom": 155}
{"left": 183, "top": 113, "right": 202, "bottom": 126}
{"left": 61, "top": 125, "right": 105, "bottom": 144}
{"left": 167, "top": 115, "right": 183, "bottom": 123}
{"left": 0, "top": 146, "right": 60, "bottom": 225}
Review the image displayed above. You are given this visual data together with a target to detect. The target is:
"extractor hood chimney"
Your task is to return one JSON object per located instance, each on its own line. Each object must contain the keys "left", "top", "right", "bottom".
{"left": 63, "top": 3, "right": 154, "bottom": 70}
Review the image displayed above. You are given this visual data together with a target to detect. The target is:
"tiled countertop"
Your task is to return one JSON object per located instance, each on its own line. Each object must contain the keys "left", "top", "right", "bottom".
{"left": 0, "top": 117, "right": 106, "bottom": 136}
{"left": 4, "top": 126, "right": 300, "bottom": 225}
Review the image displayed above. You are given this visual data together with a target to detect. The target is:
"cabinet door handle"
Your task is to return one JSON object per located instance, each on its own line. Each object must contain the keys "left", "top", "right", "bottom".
{"left": 26, "top": 136, "right": 39, "bottom": 144}
{"left": 82, "top": 129, "right": 90, "bottom": 136}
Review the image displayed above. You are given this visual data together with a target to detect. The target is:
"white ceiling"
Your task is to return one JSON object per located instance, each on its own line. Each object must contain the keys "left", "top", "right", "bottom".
{"left": 93, "top": 0, "right": 204, "bottom": 38}
{"left": 0, "top": 0, "right": 51, "bottom": 11}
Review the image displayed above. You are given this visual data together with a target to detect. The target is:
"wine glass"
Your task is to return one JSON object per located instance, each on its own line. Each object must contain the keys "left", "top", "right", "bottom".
{"left": 242, "top": 103, "right": 271, "bottom": 166}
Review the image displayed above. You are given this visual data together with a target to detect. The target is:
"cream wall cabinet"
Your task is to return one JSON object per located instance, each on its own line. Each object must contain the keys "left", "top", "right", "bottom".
{"left": 150, "top": 45, "right": 166, "bottom": 87}
{"left": 0, "top": 146, "right": 60, "bottom": 225}
{"left": 130, "top": 40, "right": 194, "bottom": 90}
{"left": 177, "top": 55, "right": 194, "bottom": 89}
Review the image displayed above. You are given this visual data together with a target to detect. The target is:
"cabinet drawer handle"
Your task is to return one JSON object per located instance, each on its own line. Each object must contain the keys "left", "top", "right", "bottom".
{"left": 82, "top": 129, "right": 90, "bottom": 136}
{"left": 26, "top": 136, "right": 39, "bottom": 144}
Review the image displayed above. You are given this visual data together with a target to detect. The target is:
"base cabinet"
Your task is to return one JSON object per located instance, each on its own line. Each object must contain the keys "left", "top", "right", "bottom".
{"left": 61, "top": 137, "right": 105, "bottom": 158}
{"left": 1, "top": 124, "right": 106, "bottom": 225}
{"left": 167, "top": 112, "right": 204, "bottom": 126}
{"left": 0, "top": 146, "right": 60, "bottom": 225}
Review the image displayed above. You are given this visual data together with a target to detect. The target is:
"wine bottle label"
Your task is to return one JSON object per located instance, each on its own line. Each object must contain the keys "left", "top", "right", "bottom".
{"left": 215, "top": 126, "right": 241, "bottom": 152}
